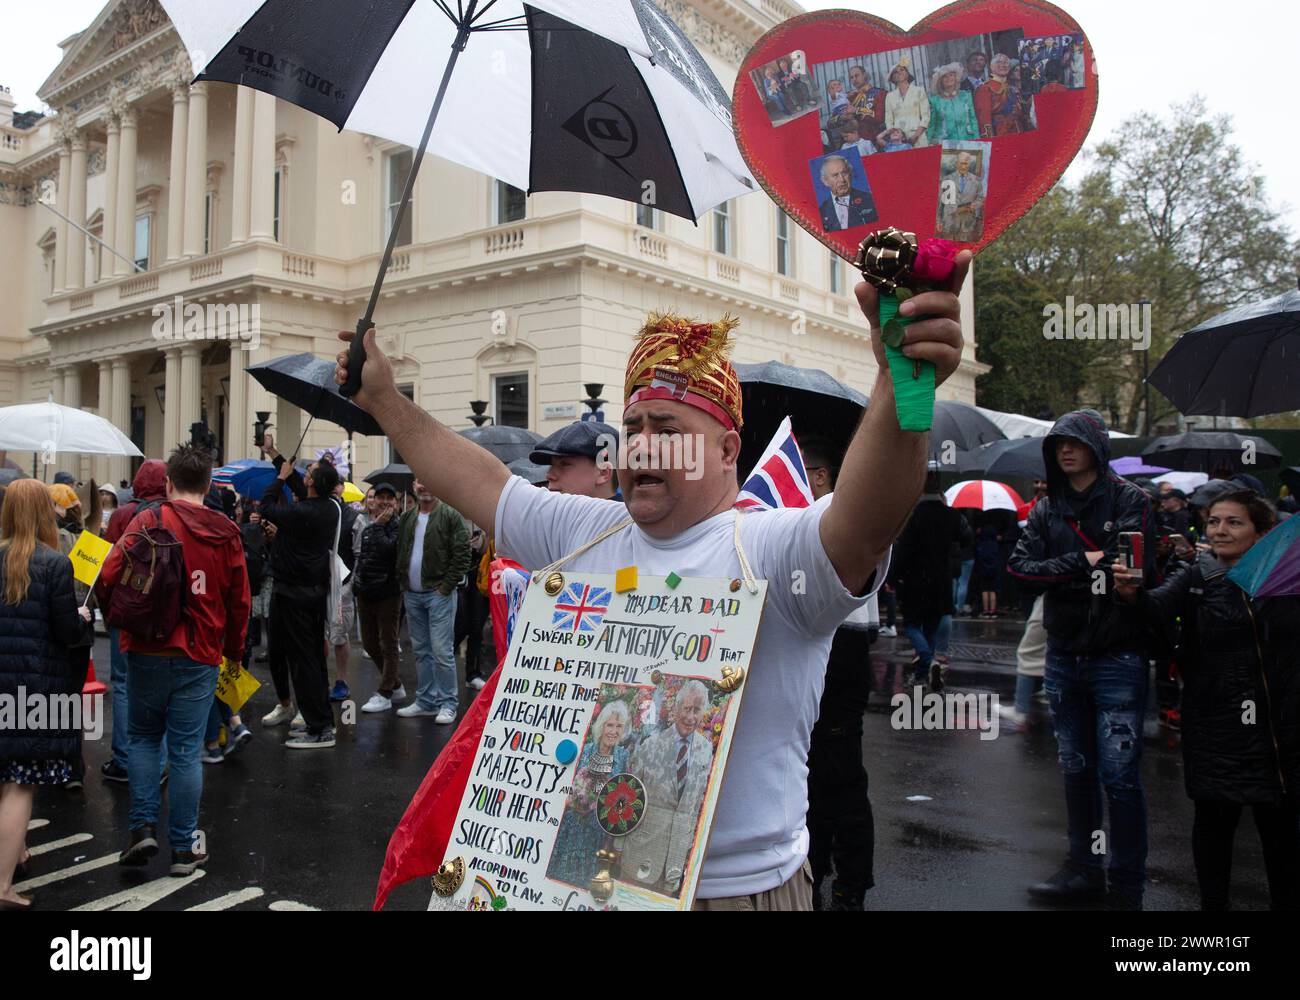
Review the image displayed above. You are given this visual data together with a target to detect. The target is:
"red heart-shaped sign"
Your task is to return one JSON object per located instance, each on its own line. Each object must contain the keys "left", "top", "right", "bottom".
{"left": 732, "top": 0, "right": 1097, "bottom": 261}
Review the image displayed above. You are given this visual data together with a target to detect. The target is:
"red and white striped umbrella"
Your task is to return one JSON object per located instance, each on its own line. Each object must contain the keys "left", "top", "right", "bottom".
{"left": 943, "top": 479, "right": 1024, "bottom": 512}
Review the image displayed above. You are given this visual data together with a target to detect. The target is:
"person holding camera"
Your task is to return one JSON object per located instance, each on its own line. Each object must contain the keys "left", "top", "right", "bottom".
{"left": 1114, "top": 490, "right": 1300, "bottom": 910}
{"left": 1008, "top": 409, "right": 1155, "bottom": 910}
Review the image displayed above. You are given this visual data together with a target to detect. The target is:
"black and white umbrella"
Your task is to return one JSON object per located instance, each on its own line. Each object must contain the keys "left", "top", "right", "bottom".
{"left": 161, "top": 0, "right": 755, "bottom": 391}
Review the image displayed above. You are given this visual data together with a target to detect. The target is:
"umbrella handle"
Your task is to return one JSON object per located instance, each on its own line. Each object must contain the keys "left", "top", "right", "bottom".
{"left": 339, "top": 317, "right": 372, "bottom": 398}
{"left": 880, "top": 292, "right": 935, "bottom": 432}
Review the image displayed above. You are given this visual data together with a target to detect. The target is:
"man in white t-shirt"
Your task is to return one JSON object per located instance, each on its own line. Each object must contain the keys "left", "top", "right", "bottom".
{"left": 335, "top": 261, "right": 968, "bottom": 909}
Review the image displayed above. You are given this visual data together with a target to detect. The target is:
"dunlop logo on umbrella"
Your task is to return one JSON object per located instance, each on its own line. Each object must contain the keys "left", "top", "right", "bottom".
{"left": 233, "top": 46, "right": 347, "bottom": 102}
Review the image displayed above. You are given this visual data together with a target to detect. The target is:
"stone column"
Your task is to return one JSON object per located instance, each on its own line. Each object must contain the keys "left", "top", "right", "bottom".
{"left": 96, "top": 360, "right": 114, "bottom": 483}
{"left": 166, "top": 83, "right": 189, "bottom": 262}
{"left": 54, "top": 141, "right": 71, "bottom": 292}
{"left": 179, "top": 343, "right": 203, "bottom": 442}
{"left": 226, "top": 342, "right": 248, "bottom": 462}
{"left": 113, "top": 107, "right": 138, "bottom": 276}
{"left": 61, "top": 367, "right": 86, "bottom": 481}
{"left": 182, "top": 82, "right": 208, "bottom": 258}
{"left": 248, "top": 90, "right": 277, "bottom": 241}
{"left": 100, "top": 116, "right": 120, "bottom": 280}
{"left": 66, "top": 134, "right": 88, "bottom": 290}
{"left": 230, "top": 86, "right": 254, "bottom": 245}
{"left": 50, "top": 366, "right": 65, "bottom": 406}
{"left": 110, "top": 358, "right": 132, "bottom": 486}
{"left": 162, "top": 347, "right": 182, "bottom": 450}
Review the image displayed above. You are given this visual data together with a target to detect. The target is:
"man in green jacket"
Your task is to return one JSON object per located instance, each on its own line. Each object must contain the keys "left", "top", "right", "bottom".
{"left": 395, "top": 478, "right": 471, "bottom": 723}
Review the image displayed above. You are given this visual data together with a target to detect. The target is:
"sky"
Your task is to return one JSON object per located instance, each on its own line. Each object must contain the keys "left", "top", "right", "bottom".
{"left": 4, "top": 0, "right": 1298, "bottom": 234}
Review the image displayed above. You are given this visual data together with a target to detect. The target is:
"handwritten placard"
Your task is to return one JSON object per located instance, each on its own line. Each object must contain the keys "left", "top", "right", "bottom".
{"left": 434, "top": 572, "right": 767, "bottom": 911}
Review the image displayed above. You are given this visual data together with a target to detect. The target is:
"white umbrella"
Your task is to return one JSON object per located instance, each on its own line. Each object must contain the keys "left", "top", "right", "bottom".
{"left": 0, "top": 401, "right": 143, "bottom": 457}
{"left": 159, "top": 0, "right": 756, "bottom": 394}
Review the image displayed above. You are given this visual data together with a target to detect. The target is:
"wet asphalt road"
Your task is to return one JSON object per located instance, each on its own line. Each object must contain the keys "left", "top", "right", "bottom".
{"left": 20, "top": 616, "right": 1276, "bottom": 911}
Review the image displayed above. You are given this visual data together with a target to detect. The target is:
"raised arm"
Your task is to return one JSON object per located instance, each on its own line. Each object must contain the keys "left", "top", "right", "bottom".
{"left": 335, "top": 328, "right": 509, "bottom": 531}
{"left": 820, "top": 252, "right": 970, "bottom": 594}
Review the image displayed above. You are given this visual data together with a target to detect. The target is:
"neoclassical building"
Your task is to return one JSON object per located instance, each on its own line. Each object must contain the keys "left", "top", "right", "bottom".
{"left": 0, "top": 0, "right": 983, "bottom": 485}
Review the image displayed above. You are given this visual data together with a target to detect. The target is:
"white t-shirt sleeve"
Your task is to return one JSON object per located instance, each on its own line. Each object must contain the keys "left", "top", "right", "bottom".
{"left": 493, "top": 476, "right": 626, "bottom": 571}
{"left": 745, "top": 494, "right": 890, "bottom": 636}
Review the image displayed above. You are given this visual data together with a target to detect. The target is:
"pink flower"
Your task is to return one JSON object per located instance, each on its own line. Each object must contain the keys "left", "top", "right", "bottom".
{"left": 913, "top": 239, "right": 959, "bottom": 284}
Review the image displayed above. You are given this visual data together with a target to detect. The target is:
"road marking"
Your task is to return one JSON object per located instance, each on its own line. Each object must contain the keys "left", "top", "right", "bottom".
{"left": 14, "top": 852, "right": 119, "bottom": 892}
{"left": 269, "top": 899, "right": 320, "bottom": 911}
{"left": 27, "top": 819, "right": 50, "bottom": 831}
{"left": 72, "top": 870, "right": 206, "bottom": 911}
{"left": 29, "top": 833, "right": 94, "bottom": 856}
{"left": 186, "top": 887, "right": 265, "bottom": 911}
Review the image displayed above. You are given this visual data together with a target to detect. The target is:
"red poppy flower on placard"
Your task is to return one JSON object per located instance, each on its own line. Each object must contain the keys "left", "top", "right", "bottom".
{"left": 602, "top": 780, "right": 638, "bottom": 828}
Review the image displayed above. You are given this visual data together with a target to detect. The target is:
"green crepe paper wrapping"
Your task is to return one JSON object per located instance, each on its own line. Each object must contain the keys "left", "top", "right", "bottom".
{"left": 879, "top": 290, "right": 935, "bottom": 432}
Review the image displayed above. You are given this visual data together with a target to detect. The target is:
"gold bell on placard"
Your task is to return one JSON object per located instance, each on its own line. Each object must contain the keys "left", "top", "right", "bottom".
{"left": 590, "top": 848, "right": 619, "bottom": 903}
{"left": 717, "top": 665, "right": 745, "bottom": 693}
{"left": 543, "top": 571, "right": 565, "bottom": 596}
{"left": 431, "top": 856, "right": 465, "bottom": 897}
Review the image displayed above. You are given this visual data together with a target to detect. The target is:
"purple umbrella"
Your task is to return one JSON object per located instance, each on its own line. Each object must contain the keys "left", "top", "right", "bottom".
{"left": 1110, "top": 456, "right": 1171, "bottom": 477}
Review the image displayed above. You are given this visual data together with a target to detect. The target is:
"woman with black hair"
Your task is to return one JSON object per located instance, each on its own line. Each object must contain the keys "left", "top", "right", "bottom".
{"left": 1115, "top": 491, "right": 1300, "bottom": 910}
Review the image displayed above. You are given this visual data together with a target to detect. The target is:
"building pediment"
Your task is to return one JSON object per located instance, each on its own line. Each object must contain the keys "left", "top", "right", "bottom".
{"left": 39, "top": 0, "right": 177, "bottom": 108}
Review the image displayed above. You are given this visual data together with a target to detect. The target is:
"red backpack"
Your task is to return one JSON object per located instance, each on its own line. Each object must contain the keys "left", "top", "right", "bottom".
{"left": 105, "top": 502, "right": 188, "bottom": 643}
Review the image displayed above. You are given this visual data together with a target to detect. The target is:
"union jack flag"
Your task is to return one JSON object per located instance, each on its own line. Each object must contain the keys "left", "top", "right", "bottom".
{"left": 552, "top": 582, "right": 611, "bottom": 632}
{"left": 734, "top": 416, "right": 814, "bottom": 512}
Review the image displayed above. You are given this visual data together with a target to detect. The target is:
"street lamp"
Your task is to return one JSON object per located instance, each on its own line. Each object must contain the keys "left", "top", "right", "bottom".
{"left": 467, "top": 399, "right": 491, "bottom": 428}
{"left": 581, "top": 383, "right": 607, "bottom": 423}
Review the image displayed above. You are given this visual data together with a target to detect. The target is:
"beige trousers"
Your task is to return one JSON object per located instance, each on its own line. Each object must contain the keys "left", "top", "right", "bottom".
{"left": 692, "top": 860, "right": 814, "bottom": 911}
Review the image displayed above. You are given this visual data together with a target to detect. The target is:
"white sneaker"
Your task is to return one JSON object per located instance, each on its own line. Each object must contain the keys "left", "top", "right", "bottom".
{"left": 997, "top": 703, "right": 1027, "bottom": 726}
{"left": 396, "top": 703, "right": 438, "bottom": 718}
{"left": 468, "top": 676, "right": 487, "bottom": 691}
{"left": 435, "top": 709, "right": 457, "bottom": 725}
{"left": 878, "top": 625, "right": 897, "bottom": 637}
{"left": 362, "top": 650, "right": 372, "bottom": 659}
{"left": 392, "top": 685, "right": 407, "bottom": 701}
{"left": 262, "top": 703, "right": 296, "bottom": 726}
{"left": 361, "top": 694, "right": 392, "bottom": 713}
{"left": 289, "top": 712, "right": 306, "bottom": 732}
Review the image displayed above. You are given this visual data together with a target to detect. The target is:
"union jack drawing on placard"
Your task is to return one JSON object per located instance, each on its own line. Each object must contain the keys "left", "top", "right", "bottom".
{"left": 552, "top": 582, "right": 611, "bottom": 632}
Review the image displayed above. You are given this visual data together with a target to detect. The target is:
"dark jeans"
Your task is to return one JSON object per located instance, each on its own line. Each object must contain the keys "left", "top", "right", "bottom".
{"left": 807, "top": 628, "right": 875, "bottom": 902}
{"left": 270, "top": 589, "right": 333, "bottom": 734}
{"left": 904, "top": 614, "right": 945, "bottom": 671}
{"left": 1192, "top": 798, "right": 1300, "bottom": 910}
{"left": 1044, "top": 648, "right": 1149, "bottom": 896}
{"left": 67, "top": 646, "right": 91, "bottom": 782}
{"left": 357, "top": 592, "right": 403, "bottom": 697}
{"left": 455, "top": 584, "right": 488, "bottom": 679}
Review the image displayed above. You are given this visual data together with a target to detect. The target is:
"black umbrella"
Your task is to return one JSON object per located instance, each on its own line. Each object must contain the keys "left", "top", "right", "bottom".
{"left": 247, "top": 354, "right": 383, "bottom": 458}
{"left": 507, "top": 457, "right": 551, "bottom": 485}
{"left": 734, "top": 361, "right": 868, "bottom": 477}
{"left": 957, "top": 437, "right": 1046, "bottom": 480}
{"left": 0, "top": 468, "right": 28, "bottom": 486}
{"left": 1148, "top": 288, "right": 1300, "bottom": 418}
{"left": 1142, "top": 431, "right": 1282, "bottom": 473}
{"left": 458, "top": 426, "right": 543, "bottom": 464}
{"left": 932, "top": 401, "right": 1007, "bottom": 453}
{"left": 364, "top": 462, "right": 414, "bottom": 494}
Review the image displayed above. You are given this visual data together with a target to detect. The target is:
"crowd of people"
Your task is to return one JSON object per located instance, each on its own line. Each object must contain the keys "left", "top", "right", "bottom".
{"left": 1, "top": 270, "right": 1296, "bottom": 912}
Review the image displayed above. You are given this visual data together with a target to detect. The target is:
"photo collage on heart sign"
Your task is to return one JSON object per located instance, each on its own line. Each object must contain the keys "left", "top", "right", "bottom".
{"left": 738, "top": 2, "right": 1094, "bottom": 256}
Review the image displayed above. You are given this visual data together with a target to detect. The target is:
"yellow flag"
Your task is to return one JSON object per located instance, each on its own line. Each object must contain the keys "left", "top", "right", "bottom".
{"left": 216, "top": 657, "right": 261, "bottom": 713}
{"left": 68, "top": 530, "right": 113, "bottom": 587}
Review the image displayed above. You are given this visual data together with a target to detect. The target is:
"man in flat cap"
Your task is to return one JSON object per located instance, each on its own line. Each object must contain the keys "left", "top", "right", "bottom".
{"left": 338, "top": 256, "right": 968, "bottom": 910}
{"left": 530, "top": 420, "right": 621, "bottom": 500}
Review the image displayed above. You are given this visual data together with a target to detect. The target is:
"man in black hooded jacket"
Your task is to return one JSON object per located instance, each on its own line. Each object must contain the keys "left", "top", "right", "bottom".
{"left": 1008, "top": 409, "right": 1155, "bottom": 910}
